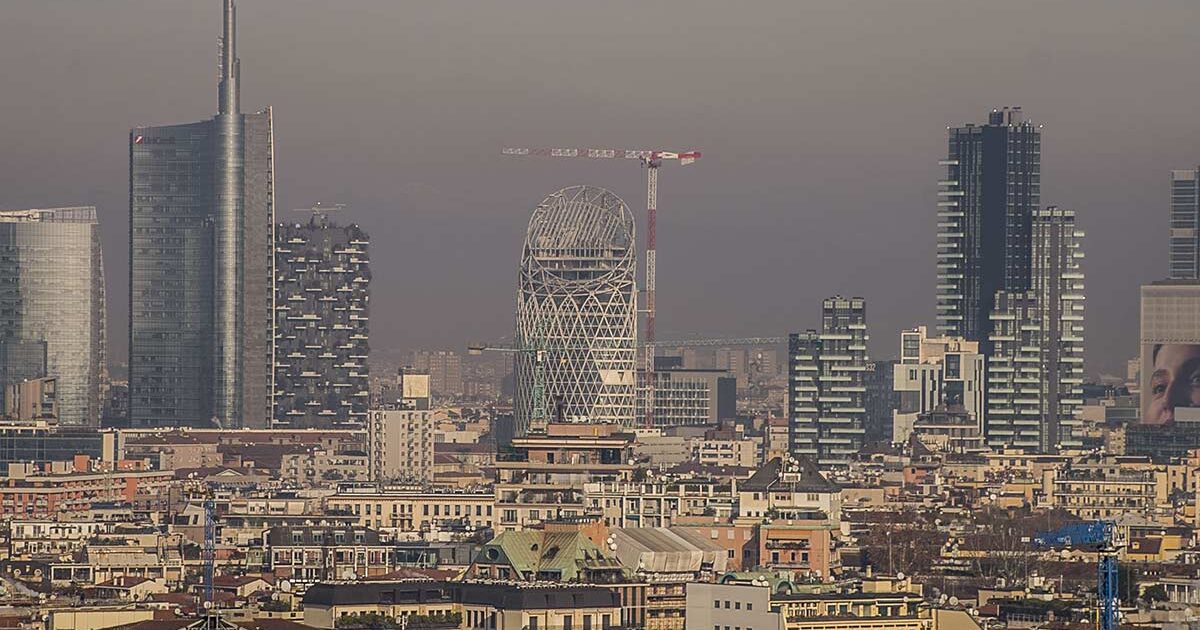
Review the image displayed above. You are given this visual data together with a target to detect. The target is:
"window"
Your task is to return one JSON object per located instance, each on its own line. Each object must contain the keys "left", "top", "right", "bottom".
{"left": 735, "top": 602, "right": 741, "bottom": 610}
{"left": 528, "top": 617, "right": 538, "bottom": 630}
{"left": 562, "top": 616, "right": 572, "bottom": 630}
{"left": 747, "top": 603, "right": 752, "bottom": 611}
{"left": 724, "top": 601, "right": 730, "bottom": 609}
{"left": 714, "top": 601, "right": 720, "bottom": 609}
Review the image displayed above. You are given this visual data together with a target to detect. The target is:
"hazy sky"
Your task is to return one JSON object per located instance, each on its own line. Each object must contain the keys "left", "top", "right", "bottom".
{"left": 2, "top": 0, "right": 1198, "bottom": 376}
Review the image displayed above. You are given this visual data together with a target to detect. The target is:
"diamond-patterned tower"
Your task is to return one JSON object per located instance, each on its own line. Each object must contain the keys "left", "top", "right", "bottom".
{"left": 515, "top": 185, "right": 638, "bottom": 434}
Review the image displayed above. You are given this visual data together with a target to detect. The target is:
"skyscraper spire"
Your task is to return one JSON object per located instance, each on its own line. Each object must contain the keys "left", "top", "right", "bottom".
{"left": 218, "top": 0, "right": 239, "bottom": 114}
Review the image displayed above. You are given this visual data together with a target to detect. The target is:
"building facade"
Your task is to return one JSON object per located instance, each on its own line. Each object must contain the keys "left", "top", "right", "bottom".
{"left": 986, "top": 207, "right": 1085, "bottom": 452}
{"left": 129, "top": 0, "right": 274, "bottom": 428}
{"left": 0, "top": 207, "right": 106, "bottom": 425}
{"left": 788, "top": 296, "right": 869, "bottom": 466}
{"left": 937, "top": 107, "right": 1041, "bottom": 352}
{"left": 368, "top": 408, "right": 435, "bottom": 483}
{"left": 892, "top": 326, "right": 985, "bottom": 443}
{"left": 515, "top": 186, "right": 637, "bottom": 433}
{"left": 636, "top": 366, "right": 736, "bottom": 427}
{"left": 368, "top": 372, "right": 433, "bottom": 482}
{"left": 1139, "top": 281, "right": 1200, "bottom": 429}
{"left": 273, "top": 214, "right": 370, "bottom": 428}
{"left": 1170, "top": 167, "right": 1200, "bottom": 280}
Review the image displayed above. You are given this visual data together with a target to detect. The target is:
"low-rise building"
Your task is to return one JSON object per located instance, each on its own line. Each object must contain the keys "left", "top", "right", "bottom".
{"left": 609, "top": 527, "right": 730, "bottom": 630}
{"left": 280, "top": 447, "right": 370, "bottom": 486}
{"left": 736, "top": 458, "right": 841, "bottom": 526}
{"left": 302, "top": 581, "right": 623, "bottom": 630}
{"left": 466, "top": 529, "right": 626, "bottom": 583}
{"left": 0, "top": 469, "right": 174, "bottom": 518}
{"left": 263, "top": 525, "right": 396, "bottom": 593}
{"left": 685, "top": 582, "right": 783, "bottom": 630}
{"left": 1044, "top": 454, "right": 1159, "bottom": 520}
{"left": 584, "top": 479, "right": 733, "bottom": 529}
{"left": 495, "top": 424, "right": 635, "bottom": 532}
{"left": 324, "top": 487, "right": 494, "bottom": 533}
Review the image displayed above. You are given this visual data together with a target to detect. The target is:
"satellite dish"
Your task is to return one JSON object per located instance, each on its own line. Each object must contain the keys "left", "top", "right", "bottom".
{"left": 279, "top": 580, "right": 292, "bottom": 593}
{"left": 939, "top": 594, "right": 948, "bottom": 604}
{"left": 950, "top": 596, "right": 959, "bottom": 606}
{"left": 896, "top": 572, "right": 905, "bottom": 581}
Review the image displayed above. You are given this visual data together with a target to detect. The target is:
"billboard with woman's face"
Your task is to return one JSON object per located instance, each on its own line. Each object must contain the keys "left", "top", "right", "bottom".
{"left": 1143, "top": 343, "right": 1200, "bottom": 425}
{"left": 1140, "top": 282, "right": 1200, "bottom": 425}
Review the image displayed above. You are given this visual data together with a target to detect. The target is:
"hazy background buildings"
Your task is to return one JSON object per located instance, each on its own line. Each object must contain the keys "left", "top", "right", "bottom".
{"left": 1, "top": 1, "right": 1197, "bottom": 380}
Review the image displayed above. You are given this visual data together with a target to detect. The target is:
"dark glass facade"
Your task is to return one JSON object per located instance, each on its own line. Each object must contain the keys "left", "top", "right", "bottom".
{"left": 1127, "top": 422, "right": 1200, "bottom": 463}
{"left": 0, "top": 426, "right": 111, "bottom": 469}
{"left": 0, "top": 208, "right": 106, "bottom": 426}
{"left": 128, "top": 0, "right": 273, "bottom": 428}
{"left": 1169, "top": 168, "right": 1200, "bottom": 280}
{"left": 936, "top": 107, "right": 1041, "bottom": 353}
{"left": 273, "top": 215, "right": 370, "bottom": 428}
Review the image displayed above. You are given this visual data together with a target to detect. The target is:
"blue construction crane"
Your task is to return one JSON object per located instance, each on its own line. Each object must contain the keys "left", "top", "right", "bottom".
{"left": 1033, "top": 520, "right": 1120, "bottom": 630}
{"left": 203, "top": 497, "right": 216, "bottom": 609}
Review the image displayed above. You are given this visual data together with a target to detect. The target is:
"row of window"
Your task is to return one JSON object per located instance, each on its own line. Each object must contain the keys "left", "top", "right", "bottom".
{"left": 713, "top": 599, "right": 753, "bottom": 611}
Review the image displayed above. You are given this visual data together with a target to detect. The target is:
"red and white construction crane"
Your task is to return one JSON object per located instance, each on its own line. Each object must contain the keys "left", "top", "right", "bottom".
{"left": 501, "top": 146, "right": 702, "bottom": 427}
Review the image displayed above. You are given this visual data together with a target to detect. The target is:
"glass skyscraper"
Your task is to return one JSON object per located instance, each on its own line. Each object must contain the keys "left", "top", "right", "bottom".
{"left": 129, "top": 0, "right": 274, "bottom": 428}
{"left": 0, "top": 207, "right": 106, "bottom": 426}
{"left": 936, "top": 107, "right": 1041, "bottom": 354}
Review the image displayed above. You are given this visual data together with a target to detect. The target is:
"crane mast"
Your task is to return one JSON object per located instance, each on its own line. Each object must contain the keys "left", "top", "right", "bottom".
{"left": 644, "top": 159, "right": 659, "bottom": 428}
{"left": 1033, "top": 520, "right": 1122, "bottom": 630}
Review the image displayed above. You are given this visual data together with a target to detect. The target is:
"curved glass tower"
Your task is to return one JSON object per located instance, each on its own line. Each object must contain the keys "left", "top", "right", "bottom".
{"left": 129, "top": 0, "right": 274, "bottom": 428}
{"left": 515, "top": 185, "right": 637, "bottom": 434}
{"left": 0, "top": 207, "right": 106, "bottom": 426}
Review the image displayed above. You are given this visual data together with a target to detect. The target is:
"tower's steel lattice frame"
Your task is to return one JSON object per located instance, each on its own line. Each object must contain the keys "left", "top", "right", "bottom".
{"left": 515, "top": 186, "right": 638, "bottom": 433}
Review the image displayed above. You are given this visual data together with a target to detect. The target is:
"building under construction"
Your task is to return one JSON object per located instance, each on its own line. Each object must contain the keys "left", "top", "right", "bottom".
{"left": 514, "top": 186, "right": 637, "bottom": 434}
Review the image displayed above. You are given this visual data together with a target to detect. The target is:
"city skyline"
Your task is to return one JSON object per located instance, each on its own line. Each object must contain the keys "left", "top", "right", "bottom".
{"left": 1, "top": 1, "right": 1198, "bottom": 379}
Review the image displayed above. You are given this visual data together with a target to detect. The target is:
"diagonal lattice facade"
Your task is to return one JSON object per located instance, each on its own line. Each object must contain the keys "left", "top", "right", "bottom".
{"left": 515, "top": 185, "right": 637, "bottom": 434}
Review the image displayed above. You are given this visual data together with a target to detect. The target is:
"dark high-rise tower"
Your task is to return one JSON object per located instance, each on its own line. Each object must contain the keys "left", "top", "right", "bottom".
{"left": 986, "top": 208, "right": 1085, "bottom": 452}
{"left": 936, "top": 107, "right": 1041, "bottom": 353}
{"left": 273, "top": 214, "right": 371, "bottom": 428}
{"left": 129, "top": 0, "right": 274, "bottom": 428}
{"left": 1169, "top": 168, "right": 1200, "bottom": 279}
